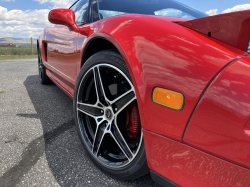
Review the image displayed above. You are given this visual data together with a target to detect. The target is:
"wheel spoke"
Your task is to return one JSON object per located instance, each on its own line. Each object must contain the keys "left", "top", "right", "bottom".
{"left": 110, "top": 123, "right": 133, "bottom": 160}
{"left": 93, "top": 122, "right": 106, "bottom": 155}
{"left": 93, "top": 67, "right": 109, "bottom": 106}
{"left": 112, "top": 91, "right": 136, "bottom": 115}
{"left": 76, "top": 63, "right": 142, "bottom": 167}
{"left": 78, "top": 102, "right": 103, "bottom": 119}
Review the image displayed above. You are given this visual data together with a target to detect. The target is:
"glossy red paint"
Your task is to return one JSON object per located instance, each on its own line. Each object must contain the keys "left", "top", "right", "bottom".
{"left": 151, "top": 15, "right": 189, "bottom": 22}
{"left": 183, "top": 56, "right": 250, "bottom": 169}
{"left": 179, "top": 10, "right": 250, "bottom": 52}
{"left": 74, "top": 26, "right": 94, "bottom": 37}
{"left": 43, "top": 25, "right": 79, "bottom": 97}
{"left": 144, "top": 129, "right": 250, "bottom": 187}
{"left": 49, "top": 9, "right": 78, "bottom": 30}
{"left": 77, "top": 14, "right": 247, "bottom": 142}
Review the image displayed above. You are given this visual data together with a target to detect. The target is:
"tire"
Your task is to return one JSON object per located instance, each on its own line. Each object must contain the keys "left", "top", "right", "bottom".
{"left": 73, "top": 50, "right": 149, "bottom": 180}
{"left": 38, "top": 48, "right": 51, "bottom": 85}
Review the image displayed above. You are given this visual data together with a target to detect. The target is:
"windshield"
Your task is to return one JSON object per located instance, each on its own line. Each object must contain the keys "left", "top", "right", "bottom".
{"left": 95, "top": 0, "right": 208, "bottom": 21}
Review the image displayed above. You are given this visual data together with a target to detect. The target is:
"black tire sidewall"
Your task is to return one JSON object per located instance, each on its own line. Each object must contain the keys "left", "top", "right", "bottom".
{"left": 38, "top": 49, "right": 51, "bottom": 85}
{"left": 73, "top": 50, "right": 148, "bottom": 180}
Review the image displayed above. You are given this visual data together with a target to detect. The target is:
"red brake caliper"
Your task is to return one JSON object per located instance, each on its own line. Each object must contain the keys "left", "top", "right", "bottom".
{"left": 125, "top": 103, "right": 141, "bottom": 139}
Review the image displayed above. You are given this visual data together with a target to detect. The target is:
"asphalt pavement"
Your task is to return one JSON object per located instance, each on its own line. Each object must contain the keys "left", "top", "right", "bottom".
{"left": 0, "top": 59, "right": 159, "bottom": 187}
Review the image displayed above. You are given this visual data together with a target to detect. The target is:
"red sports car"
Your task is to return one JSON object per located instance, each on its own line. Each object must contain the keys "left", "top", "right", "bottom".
{"left": 37, "top": 0, "right": 250, "bottom": 186}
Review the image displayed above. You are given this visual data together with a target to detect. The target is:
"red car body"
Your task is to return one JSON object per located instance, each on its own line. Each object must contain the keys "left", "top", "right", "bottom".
{"left": 38, "top": 6, "right": 250, "bottom": 187}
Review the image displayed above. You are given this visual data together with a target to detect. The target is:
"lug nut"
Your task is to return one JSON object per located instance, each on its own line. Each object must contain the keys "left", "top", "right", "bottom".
{"left": 115, "top": 108, "right": 118, "bottom": 111}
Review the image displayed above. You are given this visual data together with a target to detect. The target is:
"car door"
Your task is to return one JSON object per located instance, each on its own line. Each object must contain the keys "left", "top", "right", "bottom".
{"left": 45, "top": 0, "right": 89, "bottom": 91}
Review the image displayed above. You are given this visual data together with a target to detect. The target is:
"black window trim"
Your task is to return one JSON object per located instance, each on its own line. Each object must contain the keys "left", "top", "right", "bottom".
{"left": 90, "top": 0, "right": 99, "bottom": 23}
{"left": 69, "top": 0, "right": 92, "bottom": 25}
{"left": 68, "top": 0, "right": 79, "bottom": 9}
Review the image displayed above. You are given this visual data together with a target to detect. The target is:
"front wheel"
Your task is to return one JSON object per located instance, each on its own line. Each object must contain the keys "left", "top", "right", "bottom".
{"left": 73, "top": 50, "right": 149, "bottom": 180}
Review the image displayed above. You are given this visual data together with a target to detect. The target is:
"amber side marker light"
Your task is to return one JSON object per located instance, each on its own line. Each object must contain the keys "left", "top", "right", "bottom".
{"left": 152, "top": 87, "right": 184, "bottom": 110}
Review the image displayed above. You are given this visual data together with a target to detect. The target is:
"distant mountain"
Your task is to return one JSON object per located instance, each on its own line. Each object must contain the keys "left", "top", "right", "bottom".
{"left": 0, "top": 37, "right": 16, "bottom": 43}
{"left": 0, "top": 37, "right": 36, "bottom": 44}
{"left": 10, "top": 37, "right": 24, "bottom": 41}
{"left": 0, "top": 37, "right": 36, "bottom": 47}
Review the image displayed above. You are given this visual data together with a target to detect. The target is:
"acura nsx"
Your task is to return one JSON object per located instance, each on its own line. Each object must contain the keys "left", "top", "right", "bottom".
{"left": 37, "top": 0, "right": 250, "bottom": 186}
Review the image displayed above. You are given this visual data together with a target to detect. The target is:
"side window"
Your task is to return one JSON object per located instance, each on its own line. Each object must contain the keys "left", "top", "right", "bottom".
{"left": 92, "top": 0, "right": 128, "bottom": 22}
{"left": 70, "top": 0, "right": 89, "bottom": 25}
{"left": 154, "top": 8, "right": 195, "bottom": 19}
{"left": 99, "top": 10, "right": 126, "bottom": 19}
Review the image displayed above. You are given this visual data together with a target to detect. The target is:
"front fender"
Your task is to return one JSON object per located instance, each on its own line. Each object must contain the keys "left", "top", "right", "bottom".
{"left": 78, "top": 14, "right": 247, "bottom": 141}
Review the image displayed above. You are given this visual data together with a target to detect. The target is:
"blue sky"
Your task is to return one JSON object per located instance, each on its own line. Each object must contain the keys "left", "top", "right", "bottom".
{"left": 0, "top": 0, "right": 75, "bottom": 11}
{"left": 0, "top": 0, "right": 250, "bottom": 38}
{"left": 0, "top": 0, "right": 50, "bottom": 11}
{"left": 1, "top": 0, "right": 249, "bottom": 13}
{"left": 178, "top": 0, "right": 250, "bottom": 13}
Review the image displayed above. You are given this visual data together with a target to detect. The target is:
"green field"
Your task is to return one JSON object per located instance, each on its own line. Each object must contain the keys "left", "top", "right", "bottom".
{"left": 0, "top": 47, "right": 37, "bottom": 55}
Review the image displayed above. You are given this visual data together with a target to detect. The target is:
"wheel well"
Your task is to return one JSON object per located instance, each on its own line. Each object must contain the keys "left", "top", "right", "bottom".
{"left": 81, "top": 37, "right": 117, "bottom": 67}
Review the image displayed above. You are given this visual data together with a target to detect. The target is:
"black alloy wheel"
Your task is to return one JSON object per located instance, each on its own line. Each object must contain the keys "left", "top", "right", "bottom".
{"left": 73, "top": 50, "right": 149, "bottom": 180}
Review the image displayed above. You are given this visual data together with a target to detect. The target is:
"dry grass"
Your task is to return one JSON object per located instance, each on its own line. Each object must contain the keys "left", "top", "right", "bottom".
{"left": 0, "top": 47, "right": 37, "bottom": 55}
{"left": 0, "top": 55, "right": 37, "bottom": 60}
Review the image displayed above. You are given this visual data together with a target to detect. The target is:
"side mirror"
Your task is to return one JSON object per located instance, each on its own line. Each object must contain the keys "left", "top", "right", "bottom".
{"left": 48, "top": 9, "right": 78, "bottom": 30}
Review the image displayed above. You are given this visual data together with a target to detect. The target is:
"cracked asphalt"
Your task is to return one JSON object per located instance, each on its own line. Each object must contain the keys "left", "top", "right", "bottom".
{"left": 0, "top": 59, "right": 159, "bottom": 187}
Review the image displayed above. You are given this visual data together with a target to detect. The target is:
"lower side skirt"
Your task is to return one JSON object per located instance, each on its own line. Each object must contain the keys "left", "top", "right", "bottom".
{"left": 150, "top": 170, "right": 179, "bottom": 187}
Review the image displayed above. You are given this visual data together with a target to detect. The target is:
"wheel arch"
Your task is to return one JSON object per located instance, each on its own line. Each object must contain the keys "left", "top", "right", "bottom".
{"left": 81, "top": 37, "right": 118, "bottom": 67}
{"left": 37, "top": 39, "right": 40, "bottom": 54}
{"left": 79, "top": 33, "right": 137, "bottom": 85}
{"left": 79, "top": 35, "right": 140, "bottom": 97}
{"left": 78, "top": 33, "right": 145, "bottom": 130}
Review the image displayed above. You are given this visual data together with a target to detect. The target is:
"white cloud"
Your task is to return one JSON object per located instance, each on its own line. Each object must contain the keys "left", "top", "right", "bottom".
{"left": 0, "top": 6, "right": 52, "bottom": 38}
{"left": 206, "top": 4, "right": 250, "bottom": 16}
{"left": 222, "top": 4, "right": 250, "bottom": 13}
{"left": 206, "top": 9, "right": 218, "bottom": 16}
{"left": 0, "top": 0, "right": 76, "bottom": 39}
{"left": 33, "top": 0, "right": 75, "bottom": 8}
{"left": 0, "top": 0, "right": 75, "bottom": 39}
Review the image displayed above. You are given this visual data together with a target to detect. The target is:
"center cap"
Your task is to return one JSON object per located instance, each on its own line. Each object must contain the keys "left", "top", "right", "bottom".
{"left": 105, "top": 109, "right": 112, "bottom": 119}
